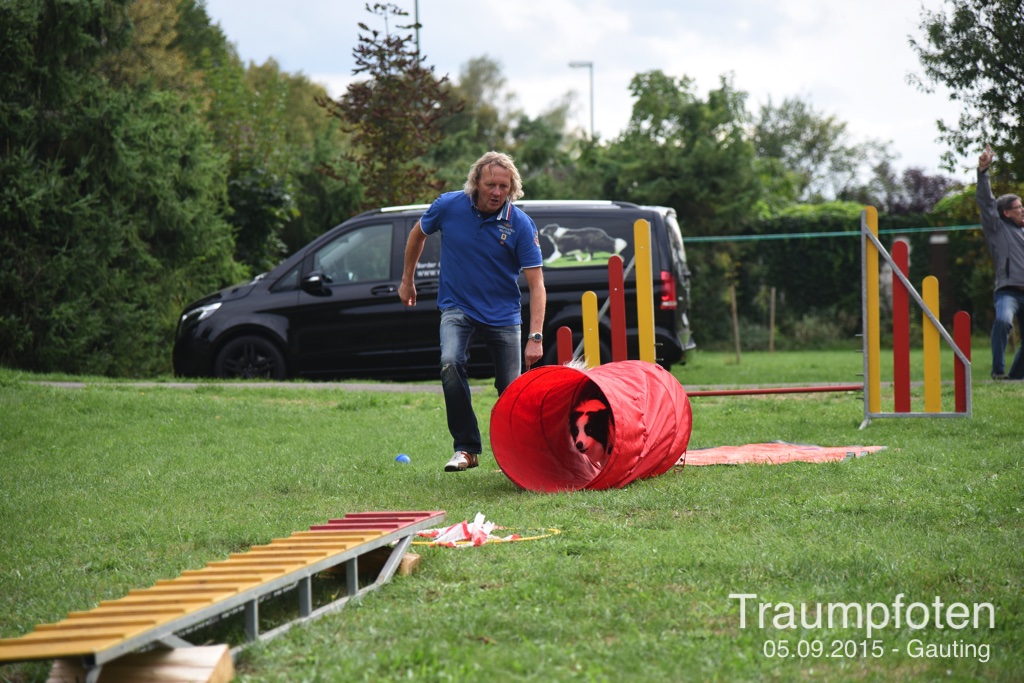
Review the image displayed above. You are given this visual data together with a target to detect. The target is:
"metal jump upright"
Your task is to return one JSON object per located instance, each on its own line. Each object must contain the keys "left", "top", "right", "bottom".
{"left": 859, "top": 206, "right": 972, "bottom": 429}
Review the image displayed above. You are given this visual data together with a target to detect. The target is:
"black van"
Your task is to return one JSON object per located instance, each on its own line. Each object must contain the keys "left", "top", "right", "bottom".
{"left": 172, "top": 200, "right": 695, "bottom": 380}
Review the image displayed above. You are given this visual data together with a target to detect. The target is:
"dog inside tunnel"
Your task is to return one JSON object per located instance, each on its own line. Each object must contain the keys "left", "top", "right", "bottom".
{"left": 490, "top": 360, "right": 692, "bottom": 492}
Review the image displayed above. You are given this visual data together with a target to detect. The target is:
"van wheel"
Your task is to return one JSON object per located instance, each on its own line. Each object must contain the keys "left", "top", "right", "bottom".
{"left": 214, "top": 335, "right": 287, "bottom": 380}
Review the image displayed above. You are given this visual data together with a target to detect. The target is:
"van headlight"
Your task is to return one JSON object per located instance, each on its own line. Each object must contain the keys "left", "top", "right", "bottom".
{"left": 181, "top": 302, "right": 221, "bottom": 325}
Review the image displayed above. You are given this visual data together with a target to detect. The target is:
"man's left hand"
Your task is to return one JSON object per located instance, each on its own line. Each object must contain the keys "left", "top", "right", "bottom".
{"left": 525, "top": 341, "right": 543, "bottom": 369}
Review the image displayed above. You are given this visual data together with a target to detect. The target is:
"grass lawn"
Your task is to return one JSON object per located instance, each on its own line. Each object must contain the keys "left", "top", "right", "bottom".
{"left": 1, "top": 349, "right": 1022, "bottom": 682}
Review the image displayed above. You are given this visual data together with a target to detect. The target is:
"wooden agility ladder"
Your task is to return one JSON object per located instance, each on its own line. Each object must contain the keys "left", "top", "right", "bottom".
{"left": 0, "top": 510, "right": 445, "bottom": 683}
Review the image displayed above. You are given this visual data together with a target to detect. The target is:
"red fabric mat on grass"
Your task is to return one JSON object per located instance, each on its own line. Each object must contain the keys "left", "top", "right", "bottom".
{"left": 679, "top": 442, "right": 886, "bottom": 466}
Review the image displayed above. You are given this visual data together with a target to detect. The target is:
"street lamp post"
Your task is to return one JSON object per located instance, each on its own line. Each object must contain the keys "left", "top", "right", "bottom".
{"left": 414, "top": 0, "right": 420, "bottom": 54}
{"left": 568, "top": 61, "right": 594, "bottom": 139}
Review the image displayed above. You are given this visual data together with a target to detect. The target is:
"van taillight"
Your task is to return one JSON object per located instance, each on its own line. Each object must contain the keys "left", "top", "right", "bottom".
{"left": 659, "top": 270, "right": 677, "bottom": 310}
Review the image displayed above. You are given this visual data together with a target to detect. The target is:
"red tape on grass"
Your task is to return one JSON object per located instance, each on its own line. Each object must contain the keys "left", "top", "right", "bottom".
{"left": 490, "top": 360, "right": 692, "bottom": 492}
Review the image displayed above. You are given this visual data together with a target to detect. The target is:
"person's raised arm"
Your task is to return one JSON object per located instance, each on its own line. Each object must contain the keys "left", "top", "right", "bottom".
{"left": 976, "top": 145, "right": 999, "bottom": 232}
{"left": 979, "top": 144, "right": 994, "bottom": 173}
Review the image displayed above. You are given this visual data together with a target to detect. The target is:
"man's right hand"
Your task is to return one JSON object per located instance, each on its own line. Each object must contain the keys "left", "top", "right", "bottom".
{"left": 398, "top": 281, "right": 417, "bottom": 307}
{"left": 980, "top": 145, "right": 994, "bottom": 172}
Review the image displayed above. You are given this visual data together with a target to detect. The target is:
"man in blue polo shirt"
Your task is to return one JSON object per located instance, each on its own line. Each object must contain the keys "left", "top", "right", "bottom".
{"left": 399, "top": 151, "right": 546, "bottom": 472}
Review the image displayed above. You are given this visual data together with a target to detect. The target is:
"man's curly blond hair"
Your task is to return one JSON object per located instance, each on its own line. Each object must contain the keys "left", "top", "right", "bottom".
{"left": 463, "top": 151, "right": 524, "bottom": 202}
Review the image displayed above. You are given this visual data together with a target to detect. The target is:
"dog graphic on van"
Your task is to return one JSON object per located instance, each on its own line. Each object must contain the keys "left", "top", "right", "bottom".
{"left": 540, "top": 224, "right": 628, "bottom": 263}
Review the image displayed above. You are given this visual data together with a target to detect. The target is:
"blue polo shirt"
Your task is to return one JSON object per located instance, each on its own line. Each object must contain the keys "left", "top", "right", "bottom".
{"left": 419, "top": 191, "right": 543, "bottom": 326}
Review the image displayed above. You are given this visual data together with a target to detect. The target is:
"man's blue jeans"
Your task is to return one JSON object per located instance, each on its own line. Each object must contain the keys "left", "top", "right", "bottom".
{"left": 439, "top": 308, "right": 522, "bottom": 454}
{"left": 992, "top": 288, "right": 1024, "bottom": 378}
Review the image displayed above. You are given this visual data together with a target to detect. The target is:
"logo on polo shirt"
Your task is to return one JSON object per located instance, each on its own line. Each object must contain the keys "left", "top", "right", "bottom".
{"left": 498, "top": 223, "right": 515, "bottom": 246}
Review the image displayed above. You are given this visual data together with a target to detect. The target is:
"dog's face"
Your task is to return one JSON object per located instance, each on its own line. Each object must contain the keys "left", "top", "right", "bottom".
{"left": 569, "top": 398, "right": 614, "bottom": 468}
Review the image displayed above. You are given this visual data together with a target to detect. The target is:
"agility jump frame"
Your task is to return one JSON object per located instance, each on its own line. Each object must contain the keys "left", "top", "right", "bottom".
{"left": 558, "top": 219, "right": 863, "bottom": 396}
{"left": 860, "top": 206, "right": 972, "bottom": 428}
{"left": 555, "top": 212, "right": 973, "bottom": 429}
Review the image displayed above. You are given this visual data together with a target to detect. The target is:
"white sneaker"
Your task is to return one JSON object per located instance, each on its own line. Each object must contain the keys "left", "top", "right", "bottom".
{"left": 444, "top": 451, "right": 479, "bottom": 472}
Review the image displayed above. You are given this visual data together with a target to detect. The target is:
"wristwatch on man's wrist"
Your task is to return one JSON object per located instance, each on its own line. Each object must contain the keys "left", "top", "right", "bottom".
{"left": 528, "top": 332, "right": 543, "bottom": 343}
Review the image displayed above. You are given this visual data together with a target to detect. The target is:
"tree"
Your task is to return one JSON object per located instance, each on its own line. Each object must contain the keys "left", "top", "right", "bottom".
{"left": 174, "top": 1, "right": 360, "bottom": 265}
{"left": 604, "top": 71, "right": 760, "bottom": 234}
{"left": 91, "top": 0, "right": 298, "bottom": 275}
{"left": 97, "top": 0, "right": 201, "bottom": 95}
{"left": 1, "top": 0, "right": 242, "bottom": 376}
{"left": 429, "top": 56, "right": 517, "bottom": 189}
{"left": 508, "top": 97, "right": 574, "bottom": 198}
{"left": 753, "top": 96, "right": 893, "bottom": 204}
{"left": 445, "top": 56, "right": 517, "bottom": 148}
{"left": 429, "top": 56, "right": 581, "bottom": 199}
{"left": 317, "top": 3, "right": 459, "bottom": 209}
{"left": 202, "top": 56, "right": 304, "bottom": 272}
{"left": 868, "top": 162, "right": 963, "bottom": 214}
{"left": 910, "top": 0, "right": 1024, "bottom": 179}
{"left": 274, "top": 72, "right": 362, "bottom": 252}
{"left": 597, "top": 71, "right": 762, "bottom": 346}
{"left": 174, "top": 0, "right": 233, "bottom": 72}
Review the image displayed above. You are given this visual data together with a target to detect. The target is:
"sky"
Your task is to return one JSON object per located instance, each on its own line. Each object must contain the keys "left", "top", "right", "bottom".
{"left": 202, "top": 0, "right": 975, "bottom": 184}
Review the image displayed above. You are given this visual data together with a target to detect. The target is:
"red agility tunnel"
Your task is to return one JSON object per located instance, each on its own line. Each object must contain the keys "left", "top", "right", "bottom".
{"left": 490, "top": 360, "right": 692, "bottom": 492}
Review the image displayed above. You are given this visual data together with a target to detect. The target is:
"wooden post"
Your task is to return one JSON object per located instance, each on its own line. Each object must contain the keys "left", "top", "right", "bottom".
{"left": 730, "top": 284, "right": 741, "bottom": 365}
{"left": 892, "top": 241, "right": 911, "bottom": 413}
{"left": 864, "top": 206, "right": 882, "bottom": 416}
{"left": 608, "top": 256, "right": 627, "bottom": 362}
{"left": 954, "top": 312, "right": 971, "bottom": 414}
{"left": 922, "top": 276, "right": 941, "bottom": 412}
{"left": 634, "top": 220, "right": 656, "bottom": 363}
{"left": 582, "top": 290, "right": 601, "bottom": 368}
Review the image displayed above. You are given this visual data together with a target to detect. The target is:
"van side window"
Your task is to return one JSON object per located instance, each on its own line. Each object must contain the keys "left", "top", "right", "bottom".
{"left": 416, "top": 232, "right": 442, "bottom": 280}
{"left": 664, "top": 215, "right": 690, "bottom": 278}
{"left": 314, "top": 223, "right": 392, "bottom": 284}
